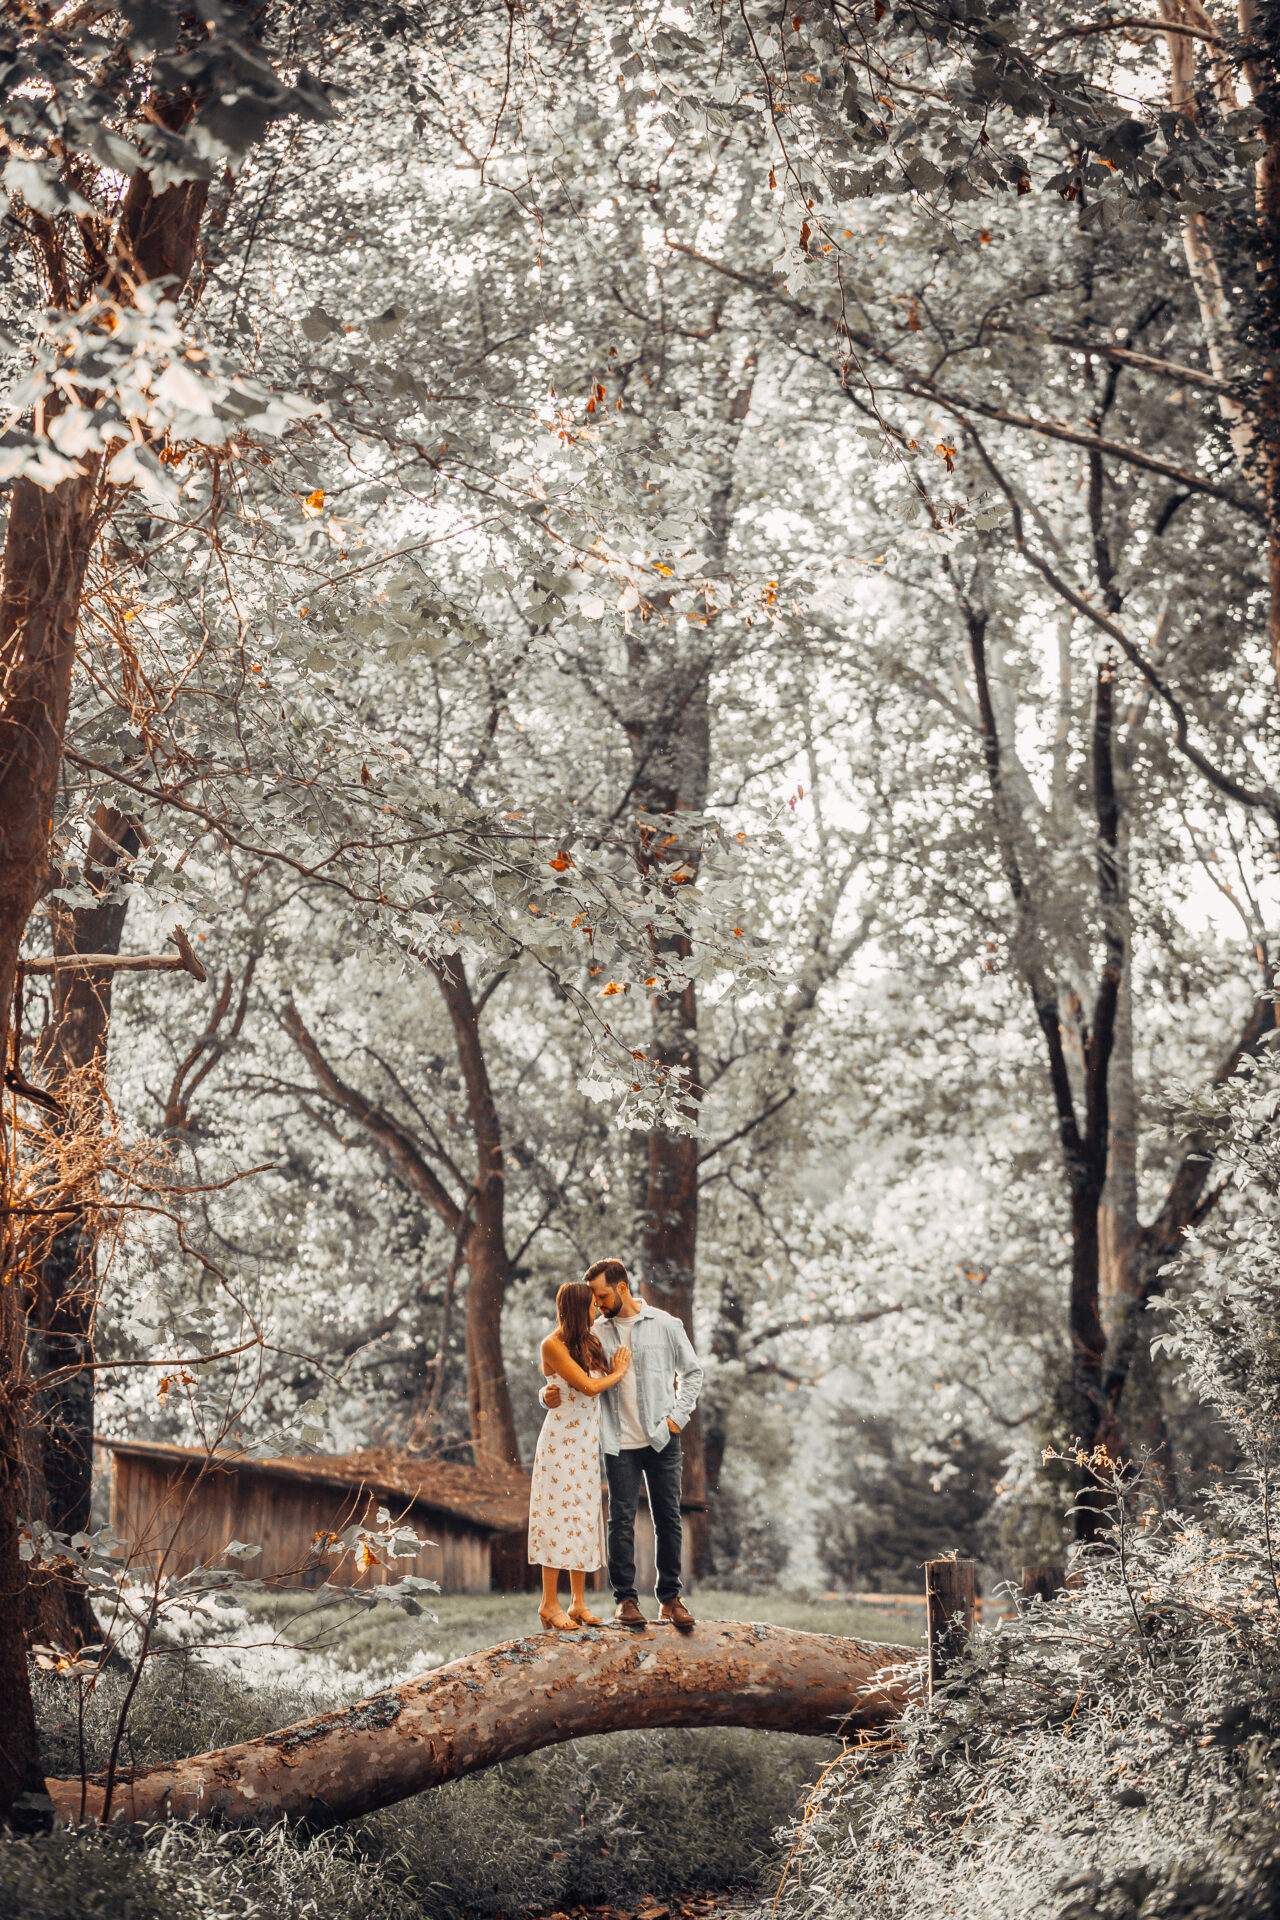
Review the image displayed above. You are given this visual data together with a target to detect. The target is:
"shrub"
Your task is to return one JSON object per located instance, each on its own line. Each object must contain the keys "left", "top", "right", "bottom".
{"left": 765, "top": 1046, "right": 1280, "bottom": 1920}
{"left": 356, "top": 1725, "right": 828, "bottom": 1914}
{"left": 0, "top": 1822, "right": 418, "bottom": 1920}
{"left": 33, "top": 1651, "right": 333, "bottom": 1783}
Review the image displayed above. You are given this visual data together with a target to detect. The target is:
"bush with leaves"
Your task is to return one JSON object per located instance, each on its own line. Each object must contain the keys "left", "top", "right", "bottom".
{"left": 768, "top": 1044, "right": 1280, "bottom": 1920}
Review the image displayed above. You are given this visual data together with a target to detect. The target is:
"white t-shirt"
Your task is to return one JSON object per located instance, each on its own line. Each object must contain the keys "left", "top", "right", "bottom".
{"left": 614, "top": 1318, "right": 648, "bottom": 1449}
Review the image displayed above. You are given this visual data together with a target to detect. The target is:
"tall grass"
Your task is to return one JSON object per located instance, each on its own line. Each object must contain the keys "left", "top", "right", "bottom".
{"left": 25, "top": 1648, "right": 833, "bottom": 1918}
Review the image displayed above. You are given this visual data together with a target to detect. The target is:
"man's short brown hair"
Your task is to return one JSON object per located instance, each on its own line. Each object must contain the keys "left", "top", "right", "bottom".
{"left": 584, "top": 1258, "right": 630, "bottom": 1290}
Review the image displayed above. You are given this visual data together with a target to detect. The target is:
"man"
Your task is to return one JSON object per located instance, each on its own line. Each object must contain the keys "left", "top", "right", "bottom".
{"left": 541, "top": 1257, "right": 703, "bottom": 1630}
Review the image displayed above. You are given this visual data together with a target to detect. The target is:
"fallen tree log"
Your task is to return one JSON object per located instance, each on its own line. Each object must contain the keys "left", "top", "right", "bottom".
{"left": 47, "top": 1620, "right": 919, "bottom": 1828}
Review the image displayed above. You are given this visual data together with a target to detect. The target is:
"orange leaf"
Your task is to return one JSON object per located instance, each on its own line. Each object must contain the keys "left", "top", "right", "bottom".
{"left": 548, "top": 852, "right": 572, "bottom": 871}
{"left": 303, "top": 488, "right": 324, "bottom": 516}
{"left": 602, "top": 981, "right": 626, "bottom": 995}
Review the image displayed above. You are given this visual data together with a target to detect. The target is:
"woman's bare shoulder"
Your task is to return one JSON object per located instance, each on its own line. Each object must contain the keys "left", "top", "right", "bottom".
{"left": 541, "top": 1330, "right": 566, "bottom": 1362}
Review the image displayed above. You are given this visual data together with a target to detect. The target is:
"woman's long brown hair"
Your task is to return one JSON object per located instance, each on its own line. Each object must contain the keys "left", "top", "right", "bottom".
{"left": 555, "top": 1281, "right": 608, "bottom": 1377}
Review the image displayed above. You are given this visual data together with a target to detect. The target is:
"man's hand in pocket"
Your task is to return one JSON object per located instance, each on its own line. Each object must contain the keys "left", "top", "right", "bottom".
{"left": 666, "top": 1416, "right": 679, "bottom": 1434}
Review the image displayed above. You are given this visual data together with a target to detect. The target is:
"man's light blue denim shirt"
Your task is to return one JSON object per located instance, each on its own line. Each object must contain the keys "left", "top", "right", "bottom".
{"left": 542, "top": 1302, "right": 704, "bottom": 1455}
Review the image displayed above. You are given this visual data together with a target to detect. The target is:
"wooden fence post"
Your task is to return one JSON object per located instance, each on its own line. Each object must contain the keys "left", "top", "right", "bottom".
{"left": 925, "top": 1558, "right": 976, "bottom": 1698}
{"left": 1020, "top": 1564, "right": 1064, "bottom": 1604}
{"left": 1020, "top": 1565, "right": 1082, "bottom": 1603}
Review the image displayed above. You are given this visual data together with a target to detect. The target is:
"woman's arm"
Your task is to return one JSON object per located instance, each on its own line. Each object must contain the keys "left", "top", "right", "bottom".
{"left": 541, "top": 1335, "right": 631, "bottom": 1396}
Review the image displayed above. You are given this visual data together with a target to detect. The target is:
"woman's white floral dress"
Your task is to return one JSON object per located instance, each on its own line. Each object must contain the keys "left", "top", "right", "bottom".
{"left": 528, "top": 1376, "right": 605, "bottom": 1570}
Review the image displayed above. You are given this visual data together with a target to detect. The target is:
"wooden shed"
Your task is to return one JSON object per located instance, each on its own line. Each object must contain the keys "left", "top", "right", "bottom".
{"left": 98, "top": 1439, "right": 536, "bottom": 1593}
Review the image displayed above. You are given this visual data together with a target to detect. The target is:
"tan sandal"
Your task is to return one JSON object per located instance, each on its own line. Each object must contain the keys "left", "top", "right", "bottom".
{"left": 539, "top": 1603, "right": 573, "bottom": 1631}
{"left": 568, "top": 1603, "right": 602, "bottom": 1628}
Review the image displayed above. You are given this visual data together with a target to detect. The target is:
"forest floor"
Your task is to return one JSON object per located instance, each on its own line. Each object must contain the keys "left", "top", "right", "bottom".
{"left": 506, "top": 1888, "right": 752, "bottom": 1920}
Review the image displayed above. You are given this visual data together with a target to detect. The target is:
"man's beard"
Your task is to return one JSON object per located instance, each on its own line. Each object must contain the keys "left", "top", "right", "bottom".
{"left": 602, "top": 1300, "right": 621, "bottom": 1318}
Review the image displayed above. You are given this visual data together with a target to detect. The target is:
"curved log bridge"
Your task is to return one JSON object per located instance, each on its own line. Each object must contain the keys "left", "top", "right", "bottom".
{"left": 47, "top": 1621, "right": 919, "bottom": 1829}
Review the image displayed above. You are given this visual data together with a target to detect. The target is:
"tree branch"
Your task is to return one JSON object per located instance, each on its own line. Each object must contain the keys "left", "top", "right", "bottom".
{"left": 279, "top": 999, "right": 464, "bottom": 1231}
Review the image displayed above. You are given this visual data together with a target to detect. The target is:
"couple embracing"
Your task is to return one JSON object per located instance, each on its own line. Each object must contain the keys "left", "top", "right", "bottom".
{"left": 529, "top": 1258, "right": 704, "bottom": 1633}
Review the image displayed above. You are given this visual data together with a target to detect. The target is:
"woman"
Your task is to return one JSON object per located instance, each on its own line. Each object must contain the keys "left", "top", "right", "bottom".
{"left": 530, "top": 1279, "right": 632, "bottom": 1630}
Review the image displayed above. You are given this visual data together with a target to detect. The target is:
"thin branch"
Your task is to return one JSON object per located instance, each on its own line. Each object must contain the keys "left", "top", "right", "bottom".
{"left": 960, "top": 421, "right": 1280, "bottom": 829}
{"left": 279, "top": 998, "right": 464, "bottom": 1231}
{"left": 741, "top": 1301, "right": 903, "bottom": 1353}
{"left": 698, "top": 1088, "right": 796, "bottom": 1166}
{"left": 665, "top": 242, "right": 1264, "bottom": 522}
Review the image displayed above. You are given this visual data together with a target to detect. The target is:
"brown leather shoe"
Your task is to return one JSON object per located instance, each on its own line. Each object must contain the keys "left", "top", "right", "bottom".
{"left": 660, "top": 1598, "right": 695, "bottom": 1632}
{"left": 614, "top": 1598, "right": 648, "bottom": 1630}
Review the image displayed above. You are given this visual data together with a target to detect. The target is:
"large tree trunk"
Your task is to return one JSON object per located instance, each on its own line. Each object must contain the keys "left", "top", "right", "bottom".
{"left": 628, "top": 666, "right": 712, "bottom": 1570}
{"left": 619, "top": 350, "right": 755, "bottom": 1574}
{"left": 47, "top": 1621, "right": 917, "bottom": 1828}
{"left": 0, "top": 468, "right": 103, "bottom": 1822}
{"left": 22, "top": 807, "right": 140, "bottom": 1649}
{"left": 0, "top": 126, "right": 211, "bottom": 1819}
{"left": 433, "top": 955, "right": 521, "bottom": 1468}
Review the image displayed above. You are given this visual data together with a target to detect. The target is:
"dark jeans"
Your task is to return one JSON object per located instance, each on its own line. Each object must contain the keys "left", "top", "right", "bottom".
{"left": 605, "top": 1438, "right": 683, "bottom": 1605}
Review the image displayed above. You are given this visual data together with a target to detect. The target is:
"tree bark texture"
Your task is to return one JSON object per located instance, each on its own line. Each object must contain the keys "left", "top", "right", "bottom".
{"left": 0, "top": 107, "right": 210, "bottom": 1821}
{"left": 627, "top": 661, "right": 711, "bottom": 1570}
{"left": 46, "top": 1621, "right": 918, "bottom": 1828}
{"left": 22, "top": 809, "right": 139, "bottom": 1649}
{"left": 0, "top": 469, "right": 102, "bottom": 1820}
{"left": 432, "top": 955, "right": 521, "bottom": 1468}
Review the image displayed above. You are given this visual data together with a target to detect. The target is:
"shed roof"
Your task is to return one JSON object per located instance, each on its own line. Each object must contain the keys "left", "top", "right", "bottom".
{"left": 97, "top": 1437, "right": 531, "bottom": 1534}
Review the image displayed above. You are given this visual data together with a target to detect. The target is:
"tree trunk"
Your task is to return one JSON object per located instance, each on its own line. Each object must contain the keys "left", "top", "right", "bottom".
{"left": 1097, "top": 940, "right": 1139, "bottom": 1346}
{"left": 433, "top": 955, "right": 520, "bottom": 1468}
{"left": 628, "top": 665, "right": 712, "bottom": 1570}
{"left": 282, "top": 981, "right": 520, "bottom": 1468}
{"left": 639, "top": 976, "right": 709, "bottom": 1563}
{"left": 1095, "top": 895, "right": 1178, "bottom": 1506}
{"left": 0, "top": 468, "right": 102, "bottom": 1823}
{"left": 0, "top": 120, "right": 211, "bottom": 1821}
{"left": 23, "top": 808, "right": 139, "bottom": 1649}
{"left": 47, "top": 1621, "right": 917, "bottom": 1828}
{"left": 1240, "top": 1, "right": 1280, "bottom": 691}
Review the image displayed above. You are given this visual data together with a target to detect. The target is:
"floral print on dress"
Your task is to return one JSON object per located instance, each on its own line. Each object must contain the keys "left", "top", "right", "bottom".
{"left": 528, "top": 1375, "right": 605, "bottom": 1570}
